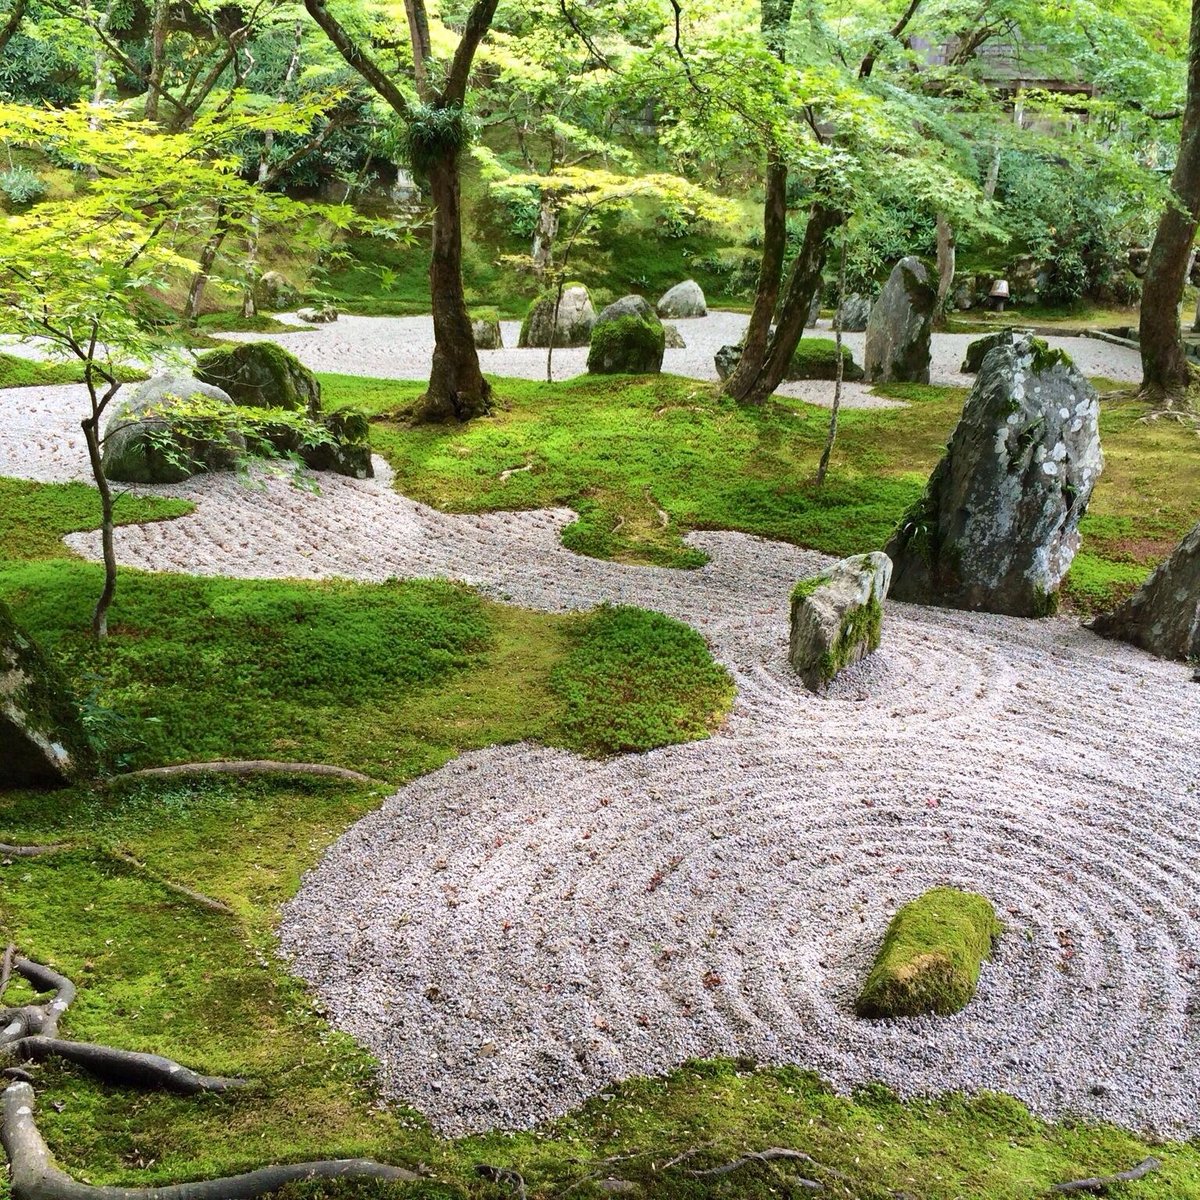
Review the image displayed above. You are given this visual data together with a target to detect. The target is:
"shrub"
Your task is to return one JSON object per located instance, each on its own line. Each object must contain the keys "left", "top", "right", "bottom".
{"left": 0, "top": 165, "right": 46, "bottom": 206}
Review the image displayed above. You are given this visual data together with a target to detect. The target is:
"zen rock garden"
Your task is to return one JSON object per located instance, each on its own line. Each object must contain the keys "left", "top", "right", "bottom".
{"left": 1, "top": 4, "right": 1199, "bottom": 1199}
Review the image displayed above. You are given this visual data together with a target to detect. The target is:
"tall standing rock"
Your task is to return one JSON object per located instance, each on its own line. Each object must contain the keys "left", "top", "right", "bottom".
{"left": 1, "top": 599, "right": 94, "bottom": 789}
{"left": 864, "top": 257, "right": 936, "bottom": 384}
{"left": 518, "top": 286, "right": 597, "bottom": 348}
{"left": 885, "top": 336, "right": 1103, "bottom": 617}
{"left": 1091, "top": 520, "right": 1200, "bottom": 660}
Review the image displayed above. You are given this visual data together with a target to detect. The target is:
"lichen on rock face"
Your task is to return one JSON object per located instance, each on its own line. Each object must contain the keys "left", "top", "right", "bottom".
{"left": 1, "top": 598, "right": 95, "bottom": 789}
{"left": 789, "top": 551, "right": 892, "bottom": 691}
{"left": 856, "top": 887, "right": 1003, "bottom": 1019}
{"left": 864, "top": 256, "right": 936, "bottom": 384}
{"left": 656, "top": 279, "right": 707, "bottom": 319}
{"left": 518, "top": 286, "right": 596, "bottom": 349}
{"left": 885, "top": 335, "right": 1102, "bottom": 617}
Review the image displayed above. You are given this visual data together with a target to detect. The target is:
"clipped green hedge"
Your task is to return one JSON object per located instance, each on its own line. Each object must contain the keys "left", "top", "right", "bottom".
{"left": 856, "top": 887, "right": 1002, "bottom": 1018}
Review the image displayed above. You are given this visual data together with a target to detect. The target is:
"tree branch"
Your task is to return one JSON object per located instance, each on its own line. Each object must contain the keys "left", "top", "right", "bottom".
{"left": 0, "top": 0, "right": 27, "bottom": 56}
{"left": 443, "top": 0, "right": 500, "bottom": 105}
{"left": 302, "top": 0, "right": 413, "bottom": 119}
{"left": 859, "top": 0, "right": 923, "bottom": 79}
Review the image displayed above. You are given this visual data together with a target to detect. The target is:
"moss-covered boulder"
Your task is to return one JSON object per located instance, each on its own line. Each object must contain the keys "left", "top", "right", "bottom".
{"left": 713, "top": 337, "right": 864, "bottom": 384}
{"left": 304, "top": 408, "right": 374, "bottom": 480}
{"left": 195, "top": 341, "right": 320, "bottom": 416}
{"left": 1, "top": 598, "right": 95, "bottom": 789}
{"left": 471, "top": 310, "right": 503, "bottom": 349}
{"left": 103, "top": 372, "right": 244, "bottom": 485}
{"left": 856, "top": 888, "right": 1003, "bottom": 1018}
{"left": 297, "top": 304, "right": 338, "bottom": 324}
{"left": 587, "top": 295, "right": 666, "bottom": 375}
{"left": 518, "top": 285, "right": 596, "bottom": 348}
{"left": 789, "top": 552, "right": 891, "bottom": 691}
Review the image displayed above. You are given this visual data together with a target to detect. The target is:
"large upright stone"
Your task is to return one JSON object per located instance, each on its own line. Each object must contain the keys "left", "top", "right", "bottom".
{"left": 656, "top": 279, "right": 707, "bottom": 319}
{"left": 518, "top": 286, "right": 596, "bottom": 348}
{"left": 864, "top": 257, "right": 936, "bottom": 384}
{"left": 789, "top": 552, "right": 892, "bottom": 692}
{"left": 1, "top": 599, "right": 94, "bottom": 789}
{"left": 587, "top": 295, "right": 665, "bottom": 375}
{"left": 103, "top": 372, "right": 243, "bottom": 484}
{"left": 885, "top": 336, "right": 1103, "bottom": 617}
{"left": 1091, "top": 520, "right": 1200, "bottom": 660}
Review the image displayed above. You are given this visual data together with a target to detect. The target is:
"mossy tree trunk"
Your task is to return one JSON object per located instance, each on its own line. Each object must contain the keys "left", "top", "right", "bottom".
{"left": 79, "top": 368, "right": 122, "bottom": 642}
{"left": 1140, "top": 0, "right": 1200, "bottom": 400}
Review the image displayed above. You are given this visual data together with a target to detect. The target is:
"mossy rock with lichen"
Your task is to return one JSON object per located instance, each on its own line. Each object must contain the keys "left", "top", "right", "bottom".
{"left": 195, "top": 341, "right": 321, "bottom": 416}
{"left": 518, "top": 285, "right": 596, "bottom": 349}
{"left": 856, "top": 887, "right": 1003, "bottom": 1019}
{"left": 1, "top": 597, "right": 95, "bottom": 788}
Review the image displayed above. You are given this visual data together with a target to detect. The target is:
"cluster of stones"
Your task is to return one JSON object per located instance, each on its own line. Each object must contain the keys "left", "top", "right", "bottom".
{"left": 103, "top": 342, "right": 373, "bottom": 486}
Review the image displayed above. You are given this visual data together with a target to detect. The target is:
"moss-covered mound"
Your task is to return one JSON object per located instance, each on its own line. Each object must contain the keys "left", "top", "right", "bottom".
{"left": 0, "top": 596, "right": 94, "bottom": 788}
{"left": 856, "top": 887, "right": 1002, "bottom": 1018}
{"left": 195, "top": 341, "right": 320, "bottom": 415}
{"left": 787, "top": 337, "right": 865, "bottom": 382}
{"left": 587, "top": 296, "right": 666, "bottom": 375}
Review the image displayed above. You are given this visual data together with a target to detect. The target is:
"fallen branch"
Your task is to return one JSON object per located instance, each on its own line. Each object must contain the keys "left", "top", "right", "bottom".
{"left": 1051, "top": 1156, "right": 1162, "bottom": 1193}
{"left": 685, "top": 1147, "right": 822, "bottom": 1188}
{"left": 0, "top": 843, "right": 73, "bottom": 858}
{"left": 112, "top": 760, "right": 371, "bottom": 784}
{"left": 104, "top": 849, "right": 235, "bottom": 916}
{"left": 2, "top": 1081, "right": 420, "bottom": 1200}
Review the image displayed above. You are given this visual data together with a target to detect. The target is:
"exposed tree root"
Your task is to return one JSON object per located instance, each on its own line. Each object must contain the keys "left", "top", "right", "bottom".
{"left": 2, "top": 1081, "right": 420, "bottom": 1200}
{"left": 111, "top": 761, "right": 371, "bottom": 784}
{"left": 0, "top": 955, "right": 424, "bottom": 1198}
{"left": 1051, "top": 1155, "right": 1162, "bottom": 1193}
{"left": 0, "top": 844, "right": 74, "bottom": 859}
{"left": 103, "top": 850, "right": 235, "bottom": 916}
{"left": 684, "top": 1147, "right": 823, "bottom": 1188}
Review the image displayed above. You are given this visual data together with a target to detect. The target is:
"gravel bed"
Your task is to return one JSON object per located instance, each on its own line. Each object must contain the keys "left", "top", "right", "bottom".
{"left": 2, "top": 324, "right": 1192, "bottom": 1140}
{"left": 222, "top": 310, "right": 1145, "bottom": 397}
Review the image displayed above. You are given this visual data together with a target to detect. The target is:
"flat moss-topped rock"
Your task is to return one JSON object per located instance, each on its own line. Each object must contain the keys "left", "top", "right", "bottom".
{"left": 195, "top": 341, "right": 320, "bottom": 415}
{"left": 587, "top": 295, "right": 665, "bottom": 375}
{"left": 1, "top": 597, "right": 95, "bottom": 789}
{"left": 789, "top": 552, "right": 891, "bottom": 691}
{"left": 856, "top": 887, "right": 1002, "bottom": 1019}
{"left": 714, "top": 337, "right": 864, "bottom": 383}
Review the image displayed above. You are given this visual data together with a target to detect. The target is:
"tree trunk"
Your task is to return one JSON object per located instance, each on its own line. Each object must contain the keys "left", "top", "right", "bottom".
{"left": 143, "top": 0, "right": 169, "bottom": 122}
{"left": 817, "top": 227, "right": 848, "bottom": 486}
{"left": 723, "top": 155, "right": 788, "bottom": 401}
{"left": 185, "top": 209, "right": 229, "bottom": 322}
{"left": 732, "top": 203, "right": 844, "bottom": 406}
{"left": 414, "top": 152, "right": 492, "bottom": 423}
{"left": 1140, "top": 0, "right": 1200, "bottom": 399}
{"left": 531, "top": 193, "right": 559, "bottom": 276}
{"left": 934, "top": 212, "right": 956, "bottom": 329}
{"left": 81, "top": 415, "right": 116, "bottom": 641}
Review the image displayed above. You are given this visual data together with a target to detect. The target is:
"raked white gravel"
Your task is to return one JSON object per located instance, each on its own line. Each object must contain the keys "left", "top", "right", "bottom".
{"left": 2, "top": 325, "right": 1196, "bottom": 1139}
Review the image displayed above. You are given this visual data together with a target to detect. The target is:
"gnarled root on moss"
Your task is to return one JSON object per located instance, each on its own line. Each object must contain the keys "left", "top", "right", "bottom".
{"left": 0, "top": 953, "right": 422, "bottom": 1198}
{"left": 2, "top": 1081, "right": 420, "bottom": 1200}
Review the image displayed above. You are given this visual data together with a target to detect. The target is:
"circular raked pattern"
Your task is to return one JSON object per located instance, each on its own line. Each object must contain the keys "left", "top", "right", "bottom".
{"left": 13, "top": 375, "right": 1195, "bottom": 1138}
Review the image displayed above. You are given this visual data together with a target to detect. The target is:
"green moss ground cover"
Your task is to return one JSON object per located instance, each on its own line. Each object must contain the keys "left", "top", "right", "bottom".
{"left": 2, "top": 362, "right": 1198, "bottom": 1197}
{"left": 0, "top": 352, "right": 146, "bottom": 390}
{"left": 324, "top": 372, "right": 1198, "bottom": 610}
